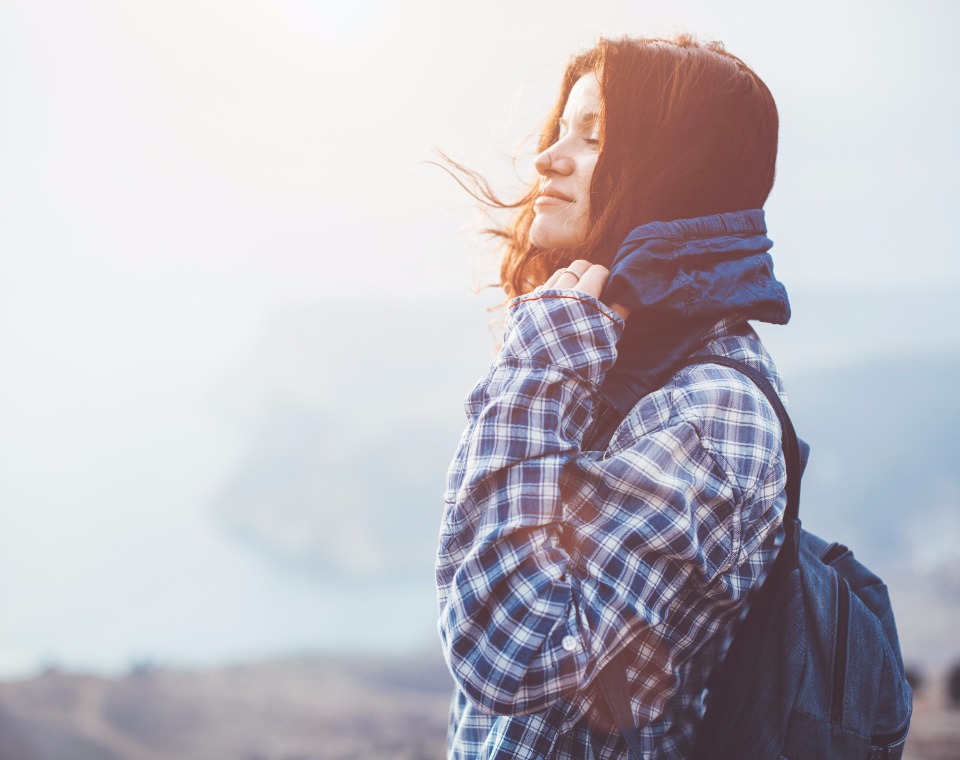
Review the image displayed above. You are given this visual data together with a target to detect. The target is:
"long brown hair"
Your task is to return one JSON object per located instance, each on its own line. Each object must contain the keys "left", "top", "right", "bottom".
{"left": 450, "top": 34, "right": 779, "bottom": 300}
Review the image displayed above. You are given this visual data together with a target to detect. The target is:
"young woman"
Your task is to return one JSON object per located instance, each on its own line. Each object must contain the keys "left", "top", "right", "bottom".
{"left": 435, "top": 35, "right": 791, "bottom": 759}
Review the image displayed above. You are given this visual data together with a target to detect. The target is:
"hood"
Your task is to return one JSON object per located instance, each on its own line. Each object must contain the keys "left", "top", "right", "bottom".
{"left": 597, "top": 208, "right": 790, "bottom": 415}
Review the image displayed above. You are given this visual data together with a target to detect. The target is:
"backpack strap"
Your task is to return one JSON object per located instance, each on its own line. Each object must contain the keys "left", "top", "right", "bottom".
{"left": 595, "top": 355, "right": 802, "bottom": 758}
{"left": 677, "top": 355, "right": 802, "bottom": 523}
{"left": 597, "top": 648, "right": 648, "bottom": 759}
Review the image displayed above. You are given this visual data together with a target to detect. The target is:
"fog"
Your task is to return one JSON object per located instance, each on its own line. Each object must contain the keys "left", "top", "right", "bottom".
{"left": 1, "top": 0, "right": 958, "bottom": 678}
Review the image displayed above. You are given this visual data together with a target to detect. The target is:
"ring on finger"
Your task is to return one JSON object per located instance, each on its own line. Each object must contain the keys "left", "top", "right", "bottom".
{"left": 558, "top": 268, "right": 582, "bottom": 282}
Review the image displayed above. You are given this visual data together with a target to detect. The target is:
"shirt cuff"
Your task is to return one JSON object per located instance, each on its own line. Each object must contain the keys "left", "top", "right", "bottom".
{"left": 500, "top": 290, "right": 624, "bottom": 387}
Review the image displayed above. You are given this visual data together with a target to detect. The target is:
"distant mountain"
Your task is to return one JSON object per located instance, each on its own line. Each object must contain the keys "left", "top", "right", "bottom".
{"left": 212, "top": 290, "right": 960, "bottom": 669}
{"left": 752, "top": 288, "right": 960, "bottom": 378}
{"left": 785, "top": 352, "right": 960, "bottom": 672}
{"left": 212, "top": 295, "right": 494, "bottom": 579}
{"left": 788, "top": 353, "right": 960, "bottom": 577}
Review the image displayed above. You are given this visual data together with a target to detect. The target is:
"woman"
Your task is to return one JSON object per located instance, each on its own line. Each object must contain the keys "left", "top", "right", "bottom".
{"left": 435, "top": 35, "right": 791, "bottom": 759}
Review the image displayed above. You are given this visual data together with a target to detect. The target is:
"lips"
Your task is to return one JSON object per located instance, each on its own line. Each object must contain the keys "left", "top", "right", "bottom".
{"left": 535, "top": 186, "right": 574, "bottom": 204}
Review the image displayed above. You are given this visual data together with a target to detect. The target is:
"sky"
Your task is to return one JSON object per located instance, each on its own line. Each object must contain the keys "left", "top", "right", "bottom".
{"left": 1, "top": 0, "right": 958, "bottom": 677}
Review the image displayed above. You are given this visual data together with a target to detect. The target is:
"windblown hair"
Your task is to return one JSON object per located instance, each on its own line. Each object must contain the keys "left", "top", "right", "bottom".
{"left": 453, "top": 34, "right": 779, "bottom": 300}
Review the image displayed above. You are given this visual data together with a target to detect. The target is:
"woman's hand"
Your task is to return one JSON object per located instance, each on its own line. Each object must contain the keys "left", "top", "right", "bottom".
{"left": 539, "top": 260, "right": 631, "bottom": 321}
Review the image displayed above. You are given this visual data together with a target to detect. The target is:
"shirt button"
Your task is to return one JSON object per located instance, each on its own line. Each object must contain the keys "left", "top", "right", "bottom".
{"left": 561, "top": 635, "right": 579, "bottom": 652}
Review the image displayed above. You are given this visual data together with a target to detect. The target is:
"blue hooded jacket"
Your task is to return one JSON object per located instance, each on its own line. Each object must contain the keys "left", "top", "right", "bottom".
{"left": 597, "top": 208, "right": 791, "bottom": 416}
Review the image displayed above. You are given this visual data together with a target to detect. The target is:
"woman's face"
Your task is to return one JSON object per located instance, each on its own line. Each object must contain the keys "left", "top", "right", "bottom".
{"left": 529, "top": 73, "right": 601, "bottom": 252}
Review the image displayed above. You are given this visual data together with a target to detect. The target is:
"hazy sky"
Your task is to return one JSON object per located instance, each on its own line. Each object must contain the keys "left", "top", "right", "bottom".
{"left": 1, "top": 0, "right": 958, "bottom": 676}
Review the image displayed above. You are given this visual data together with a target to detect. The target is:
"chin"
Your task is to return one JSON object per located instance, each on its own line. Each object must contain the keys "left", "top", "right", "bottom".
{"left": 530, "top": 208, "right": 590, "bottom": 250}
{"left": 530, "top": 222, "right": 574, "bottom": 251}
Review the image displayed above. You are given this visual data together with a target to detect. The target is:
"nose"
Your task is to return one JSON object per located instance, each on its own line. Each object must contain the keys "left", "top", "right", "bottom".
{"left": 534, "top": 141, "right": 573, "bottom": 177}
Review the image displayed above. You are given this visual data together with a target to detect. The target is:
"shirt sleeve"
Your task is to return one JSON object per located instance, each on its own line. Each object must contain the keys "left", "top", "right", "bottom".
{"left": 434, "top": 290, "right": 783, "bottom": 718}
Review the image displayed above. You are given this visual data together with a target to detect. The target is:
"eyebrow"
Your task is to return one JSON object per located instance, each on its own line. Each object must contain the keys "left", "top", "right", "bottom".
{"left": 559, "top": 111, "right": 600, "bottom": 128}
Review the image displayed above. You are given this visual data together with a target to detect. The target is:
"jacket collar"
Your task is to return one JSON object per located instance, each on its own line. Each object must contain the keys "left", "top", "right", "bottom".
{"left": 596, "top": 209, "right": 790, "bottom": 415}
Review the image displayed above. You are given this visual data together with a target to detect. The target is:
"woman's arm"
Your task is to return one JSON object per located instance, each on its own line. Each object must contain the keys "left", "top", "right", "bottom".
{"left": 436, "top": 286, "right": 622, "bottom": 715}
{"left": 435, "top": 279, "right": 784, "bottom": 718}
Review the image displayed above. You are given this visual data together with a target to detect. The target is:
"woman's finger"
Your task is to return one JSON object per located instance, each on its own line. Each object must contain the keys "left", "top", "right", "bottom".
{"left": 541, "top": 270, "right": 562, "bottom": 290}
{"left": 573, "top": 264, "right": 609, "bottom": 300}
{"left": 546, "top": 260, "right": 591, "bottom": 290}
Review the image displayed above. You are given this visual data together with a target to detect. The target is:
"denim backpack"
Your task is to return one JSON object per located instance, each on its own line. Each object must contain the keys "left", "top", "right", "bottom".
{"left": 595, "top": 355, "right": 913, "bottom": 760}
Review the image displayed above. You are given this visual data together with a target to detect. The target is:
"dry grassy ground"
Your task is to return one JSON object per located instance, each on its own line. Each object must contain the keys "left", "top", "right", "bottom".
{"left": 0, "top": 652, "right": 956, "bottom": 759}
{"left": 0, "top": 653, "right": 451, "bottom": 760}
{"left": 903, "top": 677, "right": 960, "bottom": 760}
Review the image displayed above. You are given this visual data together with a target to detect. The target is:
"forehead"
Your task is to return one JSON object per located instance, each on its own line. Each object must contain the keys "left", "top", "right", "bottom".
{"left": 562, "top": 73, "right": 600, "bottom": 120}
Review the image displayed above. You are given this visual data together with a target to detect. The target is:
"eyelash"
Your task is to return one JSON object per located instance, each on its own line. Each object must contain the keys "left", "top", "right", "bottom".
{"left": 554, "top": 129, "right": 600, "bottom": 147}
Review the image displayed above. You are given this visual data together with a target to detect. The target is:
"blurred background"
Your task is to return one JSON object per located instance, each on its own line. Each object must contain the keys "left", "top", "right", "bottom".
{"left": 1, "top": 0, "right": 958, "bottom": 757}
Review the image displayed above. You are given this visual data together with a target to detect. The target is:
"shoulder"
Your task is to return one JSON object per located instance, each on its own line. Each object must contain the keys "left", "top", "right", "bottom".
{"left": 679, "top": 350, "right": 784, "bottom": 497}
{"left": 668, "top": 363, "right": 781, "bottom": 465}
{"left": 670, "top": 362, "right": 779, "bottom": 430}
{"left": 673, "top": 321, "right": 785, "bottom": 435}
{"left": 613, "top": 324, "right": 786, "bottom": 496}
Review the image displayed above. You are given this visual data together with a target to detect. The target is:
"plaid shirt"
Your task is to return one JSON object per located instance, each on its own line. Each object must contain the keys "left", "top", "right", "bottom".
{"left": 436, "top": 291, "right": 787, "bottom": 759}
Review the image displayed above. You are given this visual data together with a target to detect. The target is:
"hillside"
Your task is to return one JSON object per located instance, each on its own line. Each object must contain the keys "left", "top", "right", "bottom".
{"left": 1, "top": 651, "right": 958, "bottom": 760}
{"left": 0, "top": 653, "right": 452, "bottom": 760}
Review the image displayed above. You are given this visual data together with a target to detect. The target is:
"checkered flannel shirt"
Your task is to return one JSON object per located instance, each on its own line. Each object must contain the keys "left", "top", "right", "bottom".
{"left": 436, "top": 290, "right": 787, "bottom": 759}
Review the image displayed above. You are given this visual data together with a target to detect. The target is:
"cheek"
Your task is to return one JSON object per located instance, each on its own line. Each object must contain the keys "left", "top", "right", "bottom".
{"left": 579, "top": 160, "right": 598, "bottom": 199}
